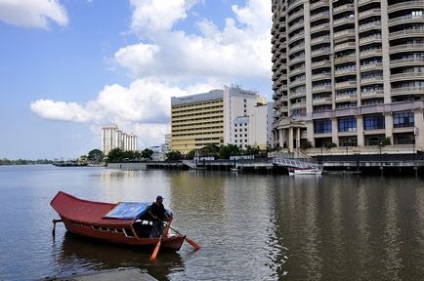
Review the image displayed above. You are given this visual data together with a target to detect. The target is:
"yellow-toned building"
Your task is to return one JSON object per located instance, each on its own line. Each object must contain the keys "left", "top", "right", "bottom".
{"left": 171, "top": 86, "right": 273, "bottom": 154}
{"left": 171, "top": 90, "right": 224, "bottom": 154}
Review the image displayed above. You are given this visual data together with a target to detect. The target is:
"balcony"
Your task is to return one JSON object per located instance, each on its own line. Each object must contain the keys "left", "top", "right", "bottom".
{"left": 360, "top": 62, "right": 383, "bottom": 71}
{"left": 312, "top": 97, "right": 332, "bottom": 105}
{"left": 390, "top": 44, "right": 424, "bottom": 54}
{"left": 311, "top": 47, "right": 331, "bottom": 57}
{"left": 310, "top": 0, "right": 329, "bottom": 10}
{"left": 388, "top": 0, "right": 424, "bottom": 14}
{"left": 335, "top": 81, "right": 357, "bottom": 90}
{"left": 359, "top": 22, "right": 381, "bottom": 32}
{"left": 358, "top": 0, "right": 381, "bottom": 6}
{"left": 390, "top": 29, "right": 424, "bottom": 41}
{"left": 361, "top": 89, "right": 384, "bottom": 100}
{"left": 360, "top": 49, "right": 382, "bottom": 59}
{"left": 361, "top": 76, "right": 383, "bottom": 85}
{"left": 391, "top": 87, "right": 424, "bottom": 96}
{"left": 359, "top": 35, "right": 382, "bottom": 45}
{"left": 390, "top": 57, "right": 424, "bottom": 68}
{"left": 333, "top": 16, "right": 355, "bottom": 27}
{"left": 336, "top": 94, "right": 357, "bottom": 102}
{"left": 333, "top": 4, "right": 354, "bottom": 15}
{"left": 312, "top": 73, "right": 332, "bottom": 81}
{"left": 311, "top": 23, "right": 330, "bottom": 33}
{"left": 335, "top": 68, "right": 357, "bottom": 77}
{"left": 311, "top": 35, "right": 331, "bottom": 45}
{"left": 358, "top": 9, "right": 381, "bottom": 20}
{"left": 334, "top": 30, "right": 356, "bottom": 42}
{"left": 334, "top": 55, "right": 356, "bottom": 64}
{"left": 310, "top": 11, "right": 330, "bottom": 22}
{"left": 289, "top": 66, "right": 306, "bottom": 77}
{"left": 390, "top": 72, "right": 424, "bottom": 82}
{"left": 334, "top": 42, "right": 356, "bottom": 52}
{"left": 389, "top": 15, "right": 424, "bottom": 28}
{"left": 311, "top": 59, "right": 331, "bottom": 69}
{"left": 288, "top": 21, "right": 305, "bottom": 33}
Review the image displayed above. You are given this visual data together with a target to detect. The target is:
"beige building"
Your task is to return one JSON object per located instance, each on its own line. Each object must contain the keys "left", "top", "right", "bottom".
{"left": 101, "top": 125, "right": 137, "bottom": 155}
{"left": 271, "top": 0, "right": 424, "bottom": 153}
{"left": 171, "top": 86, "right": 273, "bottom": 154}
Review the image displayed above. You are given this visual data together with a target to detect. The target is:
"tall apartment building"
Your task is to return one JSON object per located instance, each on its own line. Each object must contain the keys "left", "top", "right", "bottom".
{"left": 171, "top": 86, "right": 273, "bottom": 154}
{"left": 101, "top": 125, "right": 137, "bottom": 155}
{"left": 271, "top": 0, "right": 424, "bottom": 152}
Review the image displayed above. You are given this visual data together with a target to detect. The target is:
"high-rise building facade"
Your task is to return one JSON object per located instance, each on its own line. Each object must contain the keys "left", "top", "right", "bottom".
{"left": 271, "top": 0, "right": 424, "bottom": 152}
{"left": 171, "top": 86, "right": 273, "bottom": 154}
{"left": 102, "top": 125, "right": 137, "bottom": 155}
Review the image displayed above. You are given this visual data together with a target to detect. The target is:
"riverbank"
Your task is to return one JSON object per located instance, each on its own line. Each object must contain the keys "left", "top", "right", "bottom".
{"left": 108, "top": 153, "right": 424, "bottom": 176}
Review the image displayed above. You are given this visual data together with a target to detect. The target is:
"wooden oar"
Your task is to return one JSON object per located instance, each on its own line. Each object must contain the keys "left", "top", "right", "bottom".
{"left": 150, "top": 235, "right": 162, "bottom": 261}
{"left": 169, "top": 226, "right": 201, "bottom": 250}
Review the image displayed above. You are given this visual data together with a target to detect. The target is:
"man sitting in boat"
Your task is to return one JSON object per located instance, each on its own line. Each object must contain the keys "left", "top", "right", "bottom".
{"left": 148, "top": 195, "right": 171, "bottom": 238}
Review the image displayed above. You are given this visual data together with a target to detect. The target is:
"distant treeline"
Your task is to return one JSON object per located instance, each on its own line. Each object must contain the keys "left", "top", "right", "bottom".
{"left": 0, "top": 159, "right": 54, "bottom": 165}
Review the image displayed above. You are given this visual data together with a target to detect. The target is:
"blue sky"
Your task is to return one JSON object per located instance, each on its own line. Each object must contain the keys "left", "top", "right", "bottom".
{"left": 0, "top": 0, "right": 272, "bottom": 160}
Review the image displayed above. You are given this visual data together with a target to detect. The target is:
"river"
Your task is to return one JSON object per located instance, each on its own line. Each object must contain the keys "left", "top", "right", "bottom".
{"left": 1, "top": 165, "right": 424, "bottom": 280}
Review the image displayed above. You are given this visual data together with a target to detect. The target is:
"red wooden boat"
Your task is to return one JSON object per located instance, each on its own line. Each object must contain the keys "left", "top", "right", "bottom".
{"left": 50, "top": 191, "right": 186, "bottom": 252}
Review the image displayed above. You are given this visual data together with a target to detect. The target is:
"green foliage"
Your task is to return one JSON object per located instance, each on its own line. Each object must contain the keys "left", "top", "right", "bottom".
{"left": 186, "top": 149, "right": 196, "bottom": 160}
{"left": 325, "top": 142, "right": 337, "bottom": 149}
{"left": 166, "top": 151, "right": 182, "bottom": 161}
{"left": 88, "top": 149, "right": 103, "bottom": 161}
{"left": 381, "top": 137, "right": 391, "bottom": 146}
{"left": 300, "top": 140, "right": 313, "bottom": 150}
{"left": 245, "top": 145, "right": 260, "bottom": 155}
{"left": 107, "top": 148, "right": 125, "bottom": 162}
{"left": 141, "top": 148, "right": 154, "bottom": 159}
{"left": 219, "top": 144, "right": 241, "bottom": 159}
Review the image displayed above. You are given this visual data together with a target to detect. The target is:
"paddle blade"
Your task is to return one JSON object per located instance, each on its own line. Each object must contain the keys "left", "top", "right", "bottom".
{"left": 185, "top": 237, "right": 201, "bottom": 250}
{"left": 150, "top": 239, "right": 161, "bottom": 261}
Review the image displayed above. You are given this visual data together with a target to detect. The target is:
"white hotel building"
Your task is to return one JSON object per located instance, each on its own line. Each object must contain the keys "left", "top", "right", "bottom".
{"left": 271, "top": 0, "right": 424, "bottom": 153}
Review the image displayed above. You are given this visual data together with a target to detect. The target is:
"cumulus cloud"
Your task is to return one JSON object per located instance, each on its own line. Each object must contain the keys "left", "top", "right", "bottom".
{"left": 117, "top": 0, "right": 272, "bottom": 84}
{"left": 30, "top": 0, "right": 273, "bottom": 148}
{"left": 0, "top": 0, "right": 68, "bottom": 29}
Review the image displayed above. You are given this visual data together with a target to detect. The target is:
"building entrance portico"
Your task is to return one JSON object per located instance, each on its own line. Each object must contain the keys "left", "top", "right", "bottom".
{"left": 274, "top": 117, "right": 306, "bottom": 153}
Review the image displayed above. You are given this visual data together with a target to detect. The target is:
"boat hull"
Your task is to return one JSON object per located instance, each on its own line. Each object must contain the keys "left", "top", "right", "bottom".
{"left": 59, "top": 216, "right": 185, "bottom": 250}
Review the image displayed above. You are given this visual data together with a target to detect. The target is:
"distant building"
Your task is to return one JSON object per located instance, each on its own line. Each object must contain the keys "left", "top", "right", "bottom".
{"left": 171, "top": 86, "right": 273, "bottom": 154}
{"left": 101, "top": 125, "right": 137, "bottom": 155}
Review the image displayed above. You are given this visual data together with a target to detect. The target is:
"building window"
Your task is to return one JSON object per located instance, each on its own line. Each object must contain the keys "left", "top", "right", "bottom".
{"left": 314, "top": 119, "right": 332, "bottom": 134}
{"left": 338, "top": 117, "right": 357, "bottom": 132}
{"left": 393, "top": 112, "right": 414, "bottom": 128}
{"left": 364, "top": 115, "right": 385, "bottom": 130}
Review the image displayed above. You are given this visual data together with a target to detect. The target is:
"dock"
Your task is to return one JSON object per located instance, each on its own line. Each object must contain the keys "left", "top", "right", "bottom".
{"left": 43, "top": 268, "right": 157, "bottom": 281}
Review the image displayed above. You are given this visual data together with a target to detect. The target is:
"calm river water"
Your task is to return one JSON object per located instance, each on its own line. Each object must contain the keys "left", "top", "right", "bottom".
{"left": 1, "top": 165, "right": 424, "bottom": 281}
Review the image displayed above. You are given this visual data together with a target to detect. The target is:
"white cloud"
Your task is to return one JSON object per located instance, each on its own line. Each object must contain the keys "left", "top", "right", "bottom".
{"left": 130, "top": 0, "right": 197, "bottom": 36}
{"left": 30, "top": 78, "right": 215, "bottom": 147}
{"left": 30, "top": 99, "right": 91, "bottom": 122}
{"left": 30, "top": 0, "right": 273, "bottom": 148}
{"left": 117, "top": 0, "right": 272, "bottom": 86}
{"left": 0, "top": 0, "right": 68, "bottom": 29}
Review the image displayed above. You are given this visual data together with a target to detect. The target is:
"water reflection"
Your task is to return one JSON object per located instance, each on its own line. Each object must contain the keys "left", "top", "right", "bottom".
{"left": 57, "top": 232, "right": 184, "bottom": 281}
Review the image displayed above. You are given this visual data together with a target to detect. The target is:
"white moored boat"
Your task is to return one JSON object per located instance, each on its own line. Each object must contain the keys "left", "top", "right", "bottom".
{"left": 288, "top": 167, "right": 322, "bottom": 176}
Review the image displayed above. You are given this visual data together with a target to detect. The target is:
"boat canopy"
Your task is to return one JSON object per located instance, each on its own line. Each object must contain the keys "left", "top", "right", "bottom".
{"left": 104, "top": 202, "right": 173, "bottom": 220}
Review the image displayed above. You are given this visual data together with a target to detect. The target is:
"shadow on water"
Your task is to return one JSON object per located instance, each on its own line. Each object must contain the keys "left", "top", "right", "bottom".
{"left": 56, "top": 232, "right": 184, "bottom": 281}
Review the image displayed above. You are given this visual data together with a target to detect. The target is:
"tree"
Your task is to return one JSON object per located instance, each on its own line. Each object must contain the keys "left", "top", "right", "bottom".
{"left": 245, "top": 145, "right": 260, "bottom": 155}
{"left": 166, "top": 151, "right": 182, "bottom": 161}
{"left": 186, "top": 149, "right": 196, "bottom": 160}
{"left": 219, "top": 144, "right": 241, "bottom": 159}
{"left": 141, "top": 148, "right": 154, "bottom": 159}
{"left": 88, "top": 149, "right": 103, "bottom": 162}
{"left": 107, "top": 148, "right": 125, "bottom": 162}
